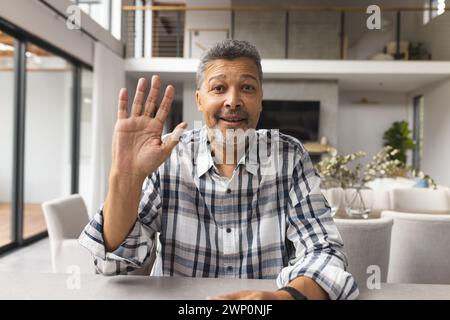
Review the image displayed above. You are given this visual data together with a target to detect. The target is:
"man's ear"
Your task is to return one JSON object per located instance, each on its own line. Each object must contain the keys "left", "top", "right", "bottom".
{"left": 195, "top": 90, "right": 203, "bottom": 112}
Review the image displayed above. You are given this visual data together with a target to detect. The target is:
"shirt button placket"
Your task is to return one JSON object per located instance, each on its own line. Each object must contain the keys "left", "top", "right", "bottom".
{"left": 223, "top": 180, "right": 237, "bottom": 277}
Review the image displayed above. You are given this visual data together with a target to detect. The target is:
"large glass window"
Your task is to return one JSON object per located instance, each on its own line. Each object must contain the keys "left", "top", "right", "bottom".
{"left": 23, "top": 43, "right": 73, "bottom": 239}
{"left": 73, "top": 0, "right": 122, "bottom": 40}
{"left": 79, "top": 68, "right": 93, "bottom": 212}
{"left": 0, "top": 30, "right": 15, "bottom": 247}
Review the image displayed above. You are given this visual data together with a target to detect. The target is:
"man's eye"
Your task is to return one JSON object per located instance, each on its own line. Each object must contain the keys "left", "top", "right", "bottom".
{"left": 212, "top": 86, "right": 225, "bottom": 93}
{"left": 242, "top": 85, "right": 255, "bottom": 92}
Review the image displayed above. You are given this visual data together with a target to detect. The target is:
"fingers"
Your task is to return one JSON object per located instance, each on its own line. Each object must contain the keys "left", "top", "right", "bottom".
{"left": 117, "top": 88, "right": 128, "bottom": 119}
{"left": 154, "top": 85, "right": 175, "bottom": 124}
{"left": 161, "top": 122, "right": 187, "bottom": 156}
{"left": 143, "top": 75, "right": 160, "bottom": 117}
{"left": 131, "top": 78, "right": 147, "bottom": 116}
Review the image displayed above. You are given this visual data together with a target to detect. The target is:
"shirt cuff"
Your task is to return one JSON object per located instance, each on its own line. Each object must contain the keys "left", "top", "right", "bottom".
{"left": 276, "top": 253, "right": 360, "bottom": 300}
{"left": 78, "top": 208, "right": 153, "bottom": 269}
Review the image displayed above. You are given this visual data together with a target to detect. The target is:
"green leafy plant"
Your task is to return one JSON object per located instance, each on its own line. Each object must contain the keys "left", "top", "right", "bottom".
{"left": 382, "top": 120, "right": 416, "bottom": 165}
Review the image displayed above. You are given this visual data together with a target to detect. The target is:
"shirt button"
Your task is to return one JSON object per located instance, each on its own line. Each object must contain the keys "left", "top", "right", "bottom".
{"left": 226, "top": 188, "right": 231, "bottom": 193}
{"left": 226, "top": 227, "right": 232, "bottom": 233}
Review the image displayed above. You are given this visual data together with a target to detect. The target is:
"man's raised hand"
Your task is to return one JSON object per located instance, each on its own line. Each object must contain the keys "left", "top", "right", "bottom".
{"left": 111, "top": 75, "right": 187, "bottom": 182}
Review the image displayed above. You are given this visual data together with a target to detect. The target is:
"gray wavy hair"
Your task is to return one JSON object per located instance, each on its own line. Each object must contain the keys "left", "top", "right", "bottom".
{"left": 196, "top": 39, "right": 263, "bottom": 89}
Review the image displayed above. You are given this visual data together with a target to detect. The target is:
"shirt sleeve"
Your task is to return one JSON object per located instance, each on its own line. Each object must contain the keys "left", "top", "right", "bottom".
{"left": 78, "top": 172, "right": 162, "bottom": 275}
{"left": 276, "top": 149, "right": 359, "bottom": 300}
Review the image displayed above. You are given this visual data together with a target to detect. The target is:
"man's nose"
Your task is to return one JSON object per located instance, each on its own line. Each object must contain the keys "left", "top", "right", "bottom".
{"left": 224, "top": 87, "right": 242, "bottom": 109}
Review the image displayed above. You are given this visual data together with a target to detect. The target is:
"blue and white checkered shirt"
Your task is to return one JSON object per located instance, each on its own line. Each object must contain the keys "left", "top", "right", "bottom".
{"left": 79, "top": 126, "right": 359, "bottom": 300}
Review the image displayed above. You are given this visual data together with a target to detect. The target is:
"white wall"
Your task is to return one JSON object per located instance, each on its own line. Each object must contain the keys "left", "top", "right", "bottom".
{"left": 338, "top": 91, "right": 411, "bottom": 165}
{"left": 411, "top": 79, "right": 450, "bottom": 186}
{"left": 182, "top": 79, "right": 201, "bottom": 130}
{"left": 184, "top": 0, "right": 232, "bottom": 58}
{"left": 416, "top": 12, "right": 450, "bottom": 61}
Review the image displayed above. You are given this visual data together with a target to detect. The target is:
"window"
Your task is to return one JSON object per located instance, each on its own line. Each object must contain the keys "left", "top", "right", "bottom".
{"left": 23, "top": 43, "right": 74, "bottom": 239}
{"left": 424, "top": 0, "right": 446, "bottom": 24}
{"left": 73, "top": 0, "right": 122, "bottom": 40}
{"left": 78, "top": 68, "right": 93, "bottom": 210}
{"left": 0, "top": 30, "right": 15, "bottom": 248}
{"left": 413, "top": 95, "right": 424, "bottom": 170}
{"left": 0, "top": 19, "right": 92, "bottom": 254}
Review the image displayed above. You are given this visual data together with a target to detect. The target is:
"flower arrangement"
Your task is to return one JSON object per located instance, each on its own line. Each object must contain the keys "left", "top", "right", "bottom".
{"left": 315, "top": 146, "right": 433, "bottom": 189}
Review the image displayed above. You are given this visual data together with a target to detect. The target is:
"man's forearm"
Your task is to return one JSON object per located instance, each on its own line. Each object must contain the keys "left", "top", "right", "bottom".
{"left": 103, "top": 172, "right": 145, "bottom": 252}
{"left": 275, "top": 276, "right": 329, "bottom": 300}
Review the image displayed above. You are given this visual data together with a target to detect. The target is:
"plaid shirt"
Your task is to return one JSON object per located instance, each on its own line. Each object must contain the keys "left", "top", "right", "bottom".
{"left": 79, "top": 126, "right": 359, "bottom": 300}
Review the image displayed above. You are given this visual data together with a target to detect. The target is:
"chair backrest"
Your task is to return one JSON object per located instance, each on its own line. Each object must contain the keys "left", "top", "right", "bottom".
{"left": 372, "top": 190, "right": 391, "bottom": 211}
{"left": 390, "top": 188, "right": 450, "bottom": 213}
{"left": 381, "top": 210, "right": 450, "bottom": 284}
{"left": 42, "top": 194, "right": 89, "bottom": 241}
{"left": 335, "top": 217, "right": 393, "bottom": 289}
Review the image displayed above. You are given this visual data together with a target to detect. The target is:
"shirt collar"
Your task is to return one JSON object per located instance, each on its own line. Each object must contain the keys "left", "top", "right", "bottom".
{"left": 196, "top": 126, "right": 259, "bottom": 178}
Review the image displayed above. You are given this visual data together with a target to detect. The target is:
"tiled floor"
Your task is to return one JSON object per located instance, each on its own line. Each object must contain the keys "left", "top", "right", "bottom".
{"left": 0, "top": 238, "right": 52, "bottom": 273}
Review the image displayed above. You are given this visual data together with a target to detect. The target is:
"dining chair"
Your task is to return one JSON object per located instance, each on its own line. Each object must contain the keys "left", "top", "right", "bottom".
{"left": 42, "top": 194, "right": 93, "bottom": 273}
{"left": 42, "top": 194, "right": 155, "bottom": 275}
{"left": 335, "top": 217, "right": 393, "bottom": 290}
{"left": 382, "top": 210, "right": 450, "bottom": 284}
{"left": 390, "top": 188, "right": 450, "bottom": 213}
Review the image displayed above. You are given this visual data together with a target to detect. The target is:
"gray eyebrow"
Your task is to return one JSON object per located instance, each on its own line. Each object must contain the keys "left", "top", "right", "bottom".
{"left": 208, "top": 75, "right": 226, "bottom": 83}
{"left": 207, "top": 74, "right": 259, "bottom": 83}
{"left": 240, "top": 74, "right": 259, "bottom": 82}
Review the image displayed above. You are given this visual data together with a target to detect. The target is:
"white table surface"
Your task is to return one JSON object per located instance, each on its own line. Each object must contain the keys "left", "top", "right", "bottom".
{"left": 1, "top": 272, "right": 450, "bottom": 300}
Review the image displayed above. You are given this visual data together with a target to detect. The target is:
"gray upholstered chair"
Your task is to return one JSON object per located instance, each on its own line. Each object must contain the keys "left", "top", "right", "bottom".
{"left": 335, "top": 217, "right": 393, "bottom": 290}
{"left": 390, "top": 188, "right": 450, "bottom": 213}
{"left": 382, "top": 210, "right": 450, "bottom": 284}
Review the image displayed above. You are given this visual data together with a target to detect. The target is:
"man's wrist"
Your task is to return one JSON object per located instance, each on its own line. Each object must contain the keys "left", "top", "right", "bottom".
{"left": 273, "top": 289, "right": 296, "bottom": 300}
{"left": 277, "top": 286, "right": 308, "bottom": 300}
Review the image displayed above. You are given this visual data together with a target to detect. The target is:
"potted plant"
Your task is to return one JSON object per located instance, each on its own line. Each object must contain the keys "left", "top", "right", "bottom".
{"left": 382, "top": 120, "right": 416, "bottom": 166}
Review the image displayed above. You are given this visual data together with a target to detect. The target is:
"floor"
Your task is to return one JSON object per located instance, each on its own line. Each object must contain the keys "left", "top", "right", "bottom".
{"left": 0, "top": 238, "right": 52, "bottom": 273}
{"left": 0, "top": 203, "right": 47, "bottom": 247}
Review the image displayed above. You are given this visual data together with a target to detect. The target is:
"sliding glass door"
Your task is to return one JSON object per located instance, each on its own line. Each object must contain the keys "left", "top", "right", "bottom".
{"left": 23, "top": 43, "right": 74, "bottom": 240}
{"left": 0, "top": 19, "right": 92, "bottom": 254}
{"left": 0, "top": 30, "right": 15, "bottom": 248}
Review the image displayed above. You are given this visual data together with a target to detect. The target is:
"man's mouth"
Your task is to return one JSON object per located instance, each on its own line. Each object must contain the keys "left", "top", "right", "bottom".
{"left": 219, "top": 117, "right": 246, "bottom": 123}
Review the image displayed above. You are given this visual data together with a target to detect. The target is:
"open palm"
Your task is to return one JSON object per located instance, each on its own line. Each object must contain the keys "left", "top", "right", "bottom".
{"left": 111, "top": 76, "right": 187, "bottom": 180}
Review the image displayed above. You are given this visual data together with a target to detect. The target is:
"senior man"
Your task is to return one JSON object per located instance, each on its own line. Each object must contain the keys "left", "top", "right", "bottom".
{"left": 79, "top": 39, "right": 358, "bottom": 300}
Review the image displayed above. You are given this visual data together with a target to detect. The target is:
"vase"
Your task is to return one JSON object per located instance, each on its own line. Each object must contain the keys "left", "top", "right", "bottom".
{"left": 344, "top": 186, "right": 374, "bottom": 219}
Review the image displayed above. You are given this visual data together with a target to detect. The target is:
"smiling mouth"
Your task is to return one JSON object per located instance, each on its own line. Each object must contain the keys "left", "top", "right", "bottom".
{"left": 219, "top": 117, "right": 246, "bottom": 123}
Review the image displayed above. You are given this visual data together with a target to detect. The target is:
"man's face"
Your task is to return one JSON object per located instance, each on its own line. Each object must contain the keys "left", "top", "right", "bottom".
{"left": 195, "top": 57, "right": 263, "bottom": 138}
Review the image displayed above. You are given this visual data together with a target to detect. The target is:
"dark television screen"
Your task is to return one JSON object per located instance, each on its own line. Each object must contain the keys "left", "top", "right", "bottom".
{"left": 257, "top": 100, "right": 320, "bottom": 142}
